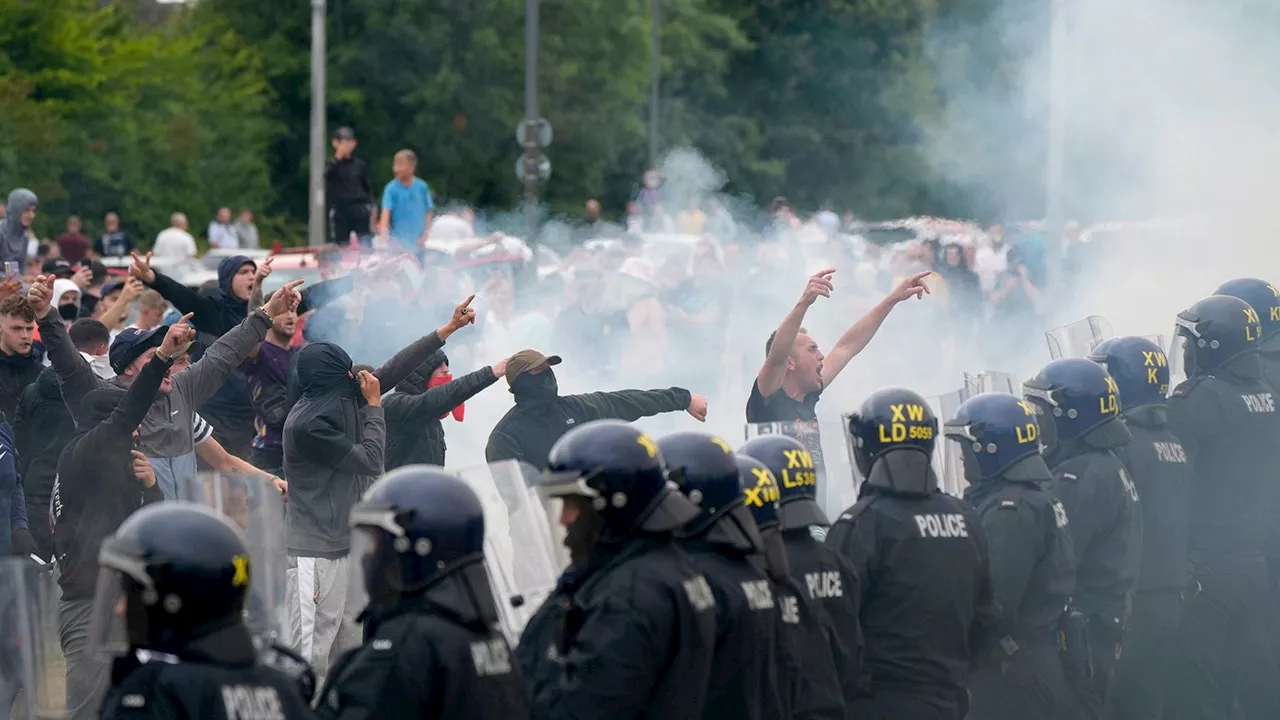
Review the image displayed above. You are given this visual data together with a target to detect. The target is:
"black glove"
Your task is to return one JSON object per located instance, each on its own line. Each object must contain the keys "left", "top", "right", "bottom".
{"left": 11, "top": 527, "right": 37, "bottom": 558}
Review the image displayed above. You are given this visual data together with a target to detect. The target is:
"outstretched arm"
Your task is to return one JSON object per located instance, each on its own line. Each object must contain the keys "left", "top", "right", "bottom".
{"left": 758, "top": 270, "right": 833, "bottom": 398}
{"left": 820, "top": 271, "right": 930, "bottom": 386}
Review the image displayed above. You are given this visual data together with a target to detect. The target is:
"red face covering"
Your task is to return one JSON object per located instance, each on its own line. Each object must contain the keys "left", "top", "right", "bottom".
{"left": 428, "top": 373, "right": 464, "bottom": 421}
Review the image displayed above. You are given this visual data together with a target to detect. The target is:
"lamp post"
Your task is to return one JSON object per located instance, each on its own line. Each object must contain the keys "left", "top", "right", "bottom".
{"left": 307, "top": 0, "right": 327, "bottom": 247}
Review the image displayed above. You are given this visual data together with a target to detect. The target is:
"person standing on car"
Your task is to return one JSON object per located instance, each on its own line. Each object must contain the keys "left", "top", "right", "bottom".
{"left": 947, "top": 393, "right": 1078, "bottom": 720}
{"left": 129, "top": 250, "right": 351, "bottom": 460}
{"left": 51, "top": 317, "right": 190, "bottom": 720}
{"left": 325, "top": 126, "right": 376, "bottom": 247}
{"left": 485, "top": 349, "right": 709, "bottom": 465}
{"left": 283, "top": 295, "right": 476, "bottom": 684}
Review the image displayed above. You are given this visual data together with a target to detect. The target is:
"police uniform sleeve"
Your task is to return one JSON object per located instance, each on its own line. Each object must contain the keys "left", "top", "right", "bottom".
{"left": 978, "top": 498, "right": 1041, "bottom": 639}
{"left": 967, "top": 509, "right": 1004, "bottom": 660}
{"left": 1166, "top": 377, "right": 1224, "bottom": 462}
{"left": 823, "top": 501, "right": 880, "bottom": 602}
{"left": 533, "top": 580, "right": 673, "bottom": 720}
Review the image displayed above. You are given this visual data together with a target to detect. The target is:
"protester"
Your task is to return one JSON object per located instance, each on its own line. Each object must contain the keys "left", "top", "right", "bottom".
{"left": 52, "top": 278, "right": 81, "bottom": 324}
{"left": 152, "top": 212, "right": 198, "bottom": 260}
{"left": 95, "top": 211, "right": 134, "bottom": 258}
{"left": 74, "top": 260, "right": 107, "bottom": 318}
{"left": 378, "top": 149, "right": 434, "bottom": 255}
{"left": 325, "top": 126, "right": 376, "bottom": 247}
{"left": 130, "top": 250, "right": 350, "bottom": 460}
{"left": 31, "top": 273, "right": 304, "bottom": 499}
{"left": 0, "top": 189, "right": 36, "bottom": 269}
{"left": 0, "top": 412, "right": 27, "bottom": 560}
{"left": 234, "top": 207, "right": 260, "bottom": 249}
{"left": 207, "top": 206, "right": 239, "bottom": 249}
{"left": 50, "top": 316, "right": 191, "bottom": 720}
{"left": 485, "top": 349, "right": 708, "bottom": 464}
{"left": 0, "top": 295, "right": 43, "bottom": 422}
{"left": 14, "top": 364, "right": 72, "bottom": 561}
{"left": 241, "top": 307, "right": 298, "bottom": 475}
{"left": 383, "top": 350, "right": 507, "bottom": 469}
{"left": 283, "top": 293, "right": 475, "bottom": 682}
{"left": 747, "top": 268, "right": 931, "bottom": 424}
{"left": 132, "top": 288, "right": 168, "bottom": 332}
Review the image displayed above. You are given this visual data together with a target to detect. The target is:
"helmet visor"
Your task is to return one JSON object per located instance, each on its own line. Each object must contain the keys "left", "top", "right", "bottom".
{"left": 1169, "top": 314, "right": 1199, "bottom": 382}
{"left": 88, "top": 543, "right": 144, "bottom": 660}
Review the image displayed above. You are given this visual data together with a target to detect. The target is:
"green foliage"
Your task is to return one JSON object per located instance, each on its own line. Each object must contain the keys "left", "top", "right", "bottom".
{"left": 0, "top": 0, "right": 278, "bottom": 245}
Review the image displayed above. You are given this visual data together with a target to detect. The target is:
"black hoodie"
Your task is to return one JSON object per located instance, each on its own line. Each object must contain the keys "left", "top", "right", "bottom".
{"left": 283, "top": 332, "right": 446, "bottom": 558}
{"left": 383, "top": 350, "right": 498, "bottom": 469}
{"left": 52, "top": 354, "right": 169, "bottom": 599}
{"left": 14, "top": 367, "right": 74, "bottom": 515}
{"left": 0, "top": 346, "right": 43, "bottom": 422}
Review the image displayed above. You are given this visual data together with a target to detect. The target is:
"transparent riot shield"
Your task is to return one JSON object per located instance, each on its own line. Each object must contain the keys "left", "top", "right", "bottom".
{"left": 963, "top": 370, "right": 1021, "bottom": 397}
{"left": 1046, "top": 316, "right": 1114, "bottom": 359}
{"left": 743, "top": 421, "right": 857, "bottom": 520}
{"left": 454, "top": 461, "right": 565, "bottom": 644}
{"left": 2, "top": 558, "right": 66, "bottom": 720}
{"left": 926, "top": 389, "right": 971, "bottom": 497}
{"left": 175, "top": 473, "right": 288, "bottom": 648}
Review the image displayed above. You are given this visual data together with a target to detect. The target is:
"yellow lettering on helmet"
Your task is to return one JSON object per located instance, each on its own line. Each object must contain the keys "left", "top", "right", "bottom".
{"left": 1271, "top": 306, "right": 1280, "bottom": 323}
{"left": 890, "top": 404, "right": 905, "bottom": 422}
{"left": 1269, "top": 284, "right": 1280, "bottom": 298}
{"left": 782, "top": 449, "right": 815, "bottom": 470}
{"left": 1017, "top": 400, "right": 1035, "bottom": 416}
{"left": 1143, "top": 351, "right": 1156, "bottom": 367}
{"left": 1147, "top": 367, "right": 1159, "bottom": 384}
{"left": 1015, "top": 423, "right": 1038, "bottom": 444}
{"left": 1099, "top": 394, "right": 1119, "bottom": 415}
{"left": 710, "top": 436, "right": 733, "bottom": 455}
{"left": 744, "top": 467, "right": 781, "bottom": 508}
{"left": 232, "top": 555, "right": 250, "bottom": 588}
{"left": 907, "top": 404, "right": 924, "bottom": 421}
{"left": 1156, "top": 351, "right": 1167, "bottom": 367}
{"left": 636, "top": 434, "right": 658, "bottom": 458}
{"left": 1105, "top": 376, "right": 1120, "bottom": 395}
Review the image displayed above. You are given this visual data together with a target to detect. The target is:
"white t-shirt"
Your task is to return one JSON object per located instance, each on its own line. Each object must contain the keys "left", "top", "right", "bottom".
{"left": 153, "top": 228, "right": 198, "bottom": 260}
{"left": 974, "top": 244, "right": 1009, "bottom": 295}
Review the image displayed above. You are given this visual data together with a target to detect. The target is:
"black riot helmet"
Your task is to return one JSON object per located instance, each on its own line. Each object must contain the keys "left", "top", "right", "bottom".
{"left": 739, "top": 434, "right": 828, "bottom": 529}
{"left": 734, "top": 455, "right": 782, "bottom": 531}
{"left": 1171, "top": 294, "right": 1262, "bottom": 378}
{"left": 845, "top": 387, "right": 940, "bottom": 496}
{"left": 93, "top": 503, "right": 251, "bottom": 654}
{"left": 1215, "top": 278, "right": 1280, "bottom": 341}
{"left": 945, "top": 392, "right": 1050, "bottom": 484}
{"left": 1089, "top": 336, "right": 1170, "bottom": 410}
{"left": 661, "top": 432, "right": 763, "bottom": 552}
{"left": 540, "top": 420, "right": 699, "bottom": 539}
{"left": 350, "top": 465, "right": 496, "bottom": 621}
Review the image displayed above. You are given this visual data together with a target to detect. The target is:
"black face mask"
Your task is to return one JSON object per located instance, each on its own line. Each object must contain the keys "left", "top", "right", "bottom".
{"left": 58, "top": 304, "right": 78, "bottom": 322}
{"left": 511, "top": 368, "right": 558, "bottom": 400}
{"left": 564, "top": 500, "right": 604, "bottom": 568}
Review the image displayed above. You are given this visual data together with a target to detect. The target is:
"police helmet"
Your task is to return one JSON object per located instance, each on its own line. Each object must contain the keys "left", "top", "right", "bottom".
{"left": 351, "top": 465, "right": 485, "bottom": 608}
{"left": 739, "top": 434, "right": 828, "bottom": 529}
{"left": 1023, "top": 358, "right": 1121, "bottom": 451}
{"left": 945, "top": 392, "right": 1046, "bottom": 483}
{"left": 1089, "top": 336, "right": 1170, "bottom": 410}
{"left": 846, "top": 387, "right": 939, "bottom": 496}
{"left": 94, "top": 503, "right": 251, "bottom": 652}
{"left": 661, "top": 431, "right": 763, "bottom": 550}
{"left": 735, "top": 455, "right": 781, "bottom": 531}
{"left": 1215, "top": 278, "right": 1280, "bottom": 341}
{"left": 1172, "top": 294, "right": 1262, "bottom": 377}
{"left": 541, "top": 420, "right": 699, "bottom": 537}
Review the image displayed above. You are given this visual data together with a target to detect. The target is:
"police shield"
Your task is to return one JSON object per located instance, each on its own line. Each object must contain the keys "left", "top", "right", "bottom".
{"left": 926, "top": 390, "right": 970, "bottom": 497}
{"left": 1046, "top": 315, "right": 1115, "bottom": 359}
{"left": 1, "top": 558, "right": 66, "bottom": 720}
{"left": 454, "top": 460, "right": 565, "bottom": 644}
{"left": 174, "top": 473, "right": 288, "bottom": 648}
{"left": 963, "top": 370, "right": 1021, "bottom": 396}
{"left": 743, "top": 420, "right": 856, "bottom": 521}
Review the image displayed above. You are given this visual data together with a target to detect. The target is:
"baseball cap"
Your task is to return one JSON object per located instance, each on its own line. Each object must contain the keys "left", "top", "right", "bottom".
{"left": 109, "top": 326, "right": 166, "bottom": 374}
{"left": 333, "top": 126, "right": 357, "bottom": 141}
{"left": 505, "top": 349, "right": 562, "bottom": 386}
{"left": 42, "top": 258, "right": 73, "bottom": 278}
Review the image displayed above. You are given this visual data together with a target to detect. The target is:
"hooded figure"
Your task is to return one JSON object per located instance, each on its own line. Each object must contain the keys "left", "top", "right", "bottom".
{"left": 0, "top": 189, "right": 36, "bottom": 267}
{"left": 140, "top": 254, "right": 354, "bottom": 458}
{"left": 383, "top": 350, "right": 500, "bottom": 469}
{"left": 52, "top": 279, "right": 82, "bottom": 323}
{"left": 13, "top": 367, "right": 75, "bottom": 560}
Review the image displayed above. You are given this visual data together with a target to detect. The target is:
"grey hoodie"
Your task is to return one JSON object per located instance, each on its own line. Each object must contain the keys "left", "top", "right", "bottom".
{"left": 1, "top": 189, "right": 36, "bottom": 266}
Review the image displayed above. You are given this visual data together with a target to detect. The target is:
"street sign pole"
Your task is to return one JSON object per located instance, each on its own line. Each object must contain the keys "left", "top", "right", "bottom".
{"left": 307, "top": 0, "right": 327, "bottom": 247}
{"left": 523, "top": 0, "right": 541, "bottom": 283}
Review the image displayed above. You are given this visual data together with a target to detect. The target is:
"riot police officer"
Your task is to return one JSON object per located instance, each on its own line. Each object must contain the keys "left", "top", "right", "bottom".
{"left": 735, "top": 454, "right": 845, "bottom": 720}
{"left": 92, "top": 502, "right": 316, "bottom": 719}
{"left": 945, "top": 392, "right": 1077, "bottom": 720}
{"left": 1087, "top": 336, "right": 1194, "bottom": 719}
{"left": 528, "top": 420, "right": 717, "bottom": 720}
{"left": 739, "top": 433, "right": 863, "bottom": 707}
{"left": 660, "top": 431, "right": 782, "bottom": 720}
{"left": 1163, "top": 294, "right": 1280, "bottom": 720}
{"left": 315, "top": 466, "right": 530, "bottom": 719}
{"left": 1024, "top": 358, "right": 1140, "bottom": 716}
{"left": 825, "top": 387, "right": 1001, "bottom": 720}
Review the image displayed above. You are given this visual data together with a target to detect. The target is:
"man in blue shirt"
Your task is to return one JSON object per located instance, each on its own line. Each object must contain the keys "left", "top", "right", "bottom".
{"left": 379, "top": 149, "right": 434, "bottom": 255}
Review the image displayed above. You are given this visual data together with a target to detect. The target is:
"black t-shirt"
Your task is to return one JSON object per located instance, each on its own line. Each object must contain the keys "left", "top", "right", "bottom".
{"left": 745, "top": 379, "right": 821, "bottom": 424}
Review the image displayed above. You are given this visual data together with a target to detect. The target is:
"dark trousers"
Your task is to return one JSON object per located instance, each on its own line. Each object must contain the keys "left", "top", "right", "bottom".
{"left": 1166, "top": 555, "right": 1280, "bottom": 720}
{"left": 969, "top": 645, "right": 1078, "bottom": 720}
{"left": 330, "top": 207, "right": 373, "bottom": 247}
{"left": 1109, "top": 589, "right": 1180, "bottom": 720}
{"left": 27, "top": 498, "right": 53, "bottom": 561}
